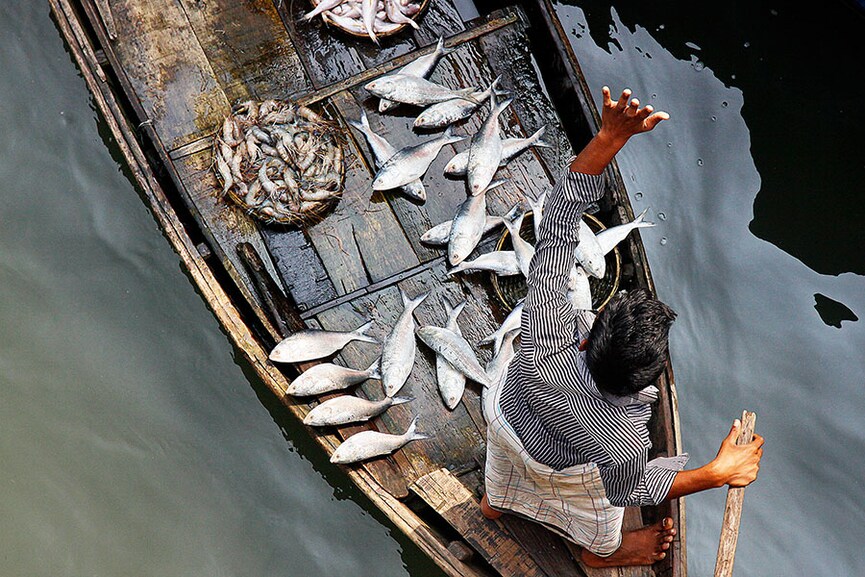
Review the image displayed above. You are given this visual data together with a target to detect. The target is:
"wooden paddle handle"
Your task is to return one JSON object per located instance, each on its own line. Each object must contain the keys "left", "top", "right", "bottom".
{"left": 713, "top": 410, "right": 757, "bottom": 577}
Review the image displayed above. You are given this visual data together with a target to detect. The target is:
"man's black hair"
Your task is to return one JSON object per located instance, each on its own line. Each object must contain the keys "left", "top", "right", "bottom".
{"left": 585, "top": 289, "right": 677, "bottom": 397}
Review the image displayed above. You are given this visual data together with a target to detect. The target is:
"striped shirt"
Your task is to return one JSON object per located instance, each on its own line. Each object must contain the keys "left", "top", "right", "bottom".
{"left": 499, "top": 163, "right": 688, "bottom": 508}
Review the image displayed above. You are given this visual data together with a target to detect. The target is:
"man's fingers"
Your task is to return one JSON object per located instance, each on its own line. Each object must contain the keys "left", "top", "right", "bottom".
{"left": 616, "top": 88, "right": 632, "bottom": 109}
{"left": 626, "top": 98, "right": 640, "bottom": 116}
{"left": 644, "top": 111, "right": 670, "bottom": 130}
{"left": 751, "top": 433, "right": 765, "bottom": 448}
{"left": 602, "top": 85, "right": 613, "bottom": 108}
{"left": 638, "top": 104, "right": 654, "bottom": 119}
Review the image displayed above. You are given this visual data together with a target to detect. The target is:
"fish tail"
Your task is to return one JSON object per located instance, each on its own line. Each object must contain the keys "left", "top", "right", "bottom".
{"left": 365, "top": 357, "right": 382, "bottom": 380}
{"left": 486, "top": 178, "right": 508, "bottom": 192}
{"left": 405, "top": 416, "right": 430, "bottom": 441}
{"left": 492, "top": 333, "right": 504, "bottom": 357}
{"left": 400, "top": 287, "right": 429, "bottom": 310}
{"left": 497, "top": 97, "right": 515, "bottom": 115}
{"left": 442, "top": 125, "right": 467, "bottom": 145}
{"left": 445, "top": 299, "right": 467, "bottom": 323}
{"left": 390, "top": 396, "right": 413, "bottom": 406}
{"left": 634, "top": 207, "right": 656, "bottom": 227}
{"left": 436, "top": 36, "right": 454, "bottom": 56}
{"left": 353, "top": 320, "right": 379, "bottom": 344}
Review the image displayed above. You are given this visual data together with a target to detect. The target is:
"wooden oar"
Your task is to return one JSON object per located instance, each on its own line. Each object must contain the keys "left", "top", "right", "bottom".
{"left": 713, "top": 410, "right": 757, "bottom": 577}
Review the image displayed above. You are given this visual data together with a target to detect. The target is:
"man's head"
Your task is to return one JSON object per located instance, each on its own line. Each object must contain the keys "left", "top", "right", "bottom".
{"left": 585, "top": 289, "right": 676, "bottom": 397}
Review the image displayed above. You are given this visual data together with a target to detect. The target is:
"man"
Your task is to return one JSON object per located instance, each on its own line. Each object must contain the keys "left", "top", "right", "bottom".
{"left": 482, "top": 86, "right": 764, "bottom": 568}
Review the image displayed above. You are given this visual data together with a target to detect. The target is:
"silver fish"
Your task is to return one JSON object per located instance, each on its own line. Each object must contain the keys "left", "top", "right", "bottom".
{"left": 447, "top": 250, "right": 521, "bottom": 277}
{"left": 527, "top": 190, "right": 547, "bottom": 241}
{"left": 349, "top": 110, "right": 426, "bottom": 202}
{"left": 479, "top": 300, "right": 523, "bottom": 355}
{"left": 381, "top": 288, "right": 428, "bottom": 396}
{"left": 436, "top": 301, "right": 467, "bottom": 410}
{"left": 365, "top": 74, "right": 478, "bottom": 107}
{"left": 595, "top": 207, "right": 655, "bottom": 255}
{"left": 323, "top": 12, "right": 401, "bottom": 36}
{"left": 301, "top": 0, "right": 342, "bottom": 21}
{"left": 330, "top": 416, "right": 429, "bottom": 464}
{"left": 270, "top": 320, "right": 378, "bottom": 364}
{"left": 303, "top": 394, "right": 411, "bottom": 427}
{"left": 373, "top": 127, "right": 464, "bottom": 191}
{"left": 575, "top": 219, "right": 606, "bottom": 278}
{"left": 567, "top": 265, "right": 593, "bottom": 311}
{"left": 380, "top": 37, "right": 451, "bottom": 113}
{"left": 413, "top": 76, "right": 501, "bottom": 130}
{"left": 447, "top": 190, "right": 487, "bottom": 265}
{"left": 286, "top": 358, "right": 381, "bottom": 397}
{"left": 467, "top": 95, "right": 513, "bottom": 195}
{"left": 485, "top": 328, "right": 518, "bottom": 389}
{"left": 416, "top": 325, "right": 490, "bottom": 386}
{"left": 420, "top": 214, "right": 504, "bottom": 246}
{"left": 384, "top": 0, "right": 419, "bottom": 30}
{"left": 361, "top": 0, "right": 379, "bottom": 44}
{"left": 503, "top": 212, "right": 535, "bottom": 277}
{"left": 444, "top": 126, "right": 551, "bottom": 176}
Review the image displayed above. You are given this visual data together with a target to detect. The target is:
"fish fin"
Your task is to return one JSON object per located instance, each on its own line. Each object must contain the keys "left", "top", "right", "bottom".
{"left": 365, "top": 357, "right": 381, "bottom": 380}
{"left": 442, "top": 125, "right": 467, "bottom": 145}
{"left": 390, "top": 396, "right": 413, "bottom": 406}
{"left": 353, "top": 320, "right": 378, "bottom": 344}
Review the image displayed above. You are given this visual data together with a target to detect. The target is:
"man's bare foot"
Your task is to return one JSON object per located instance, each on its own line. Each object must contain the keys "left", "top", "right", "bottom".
{"left": 480, "top": 494, "right": 503, "bottom": 520}
{"left": 581, "top": 517, "right": 676, "bottom": 568}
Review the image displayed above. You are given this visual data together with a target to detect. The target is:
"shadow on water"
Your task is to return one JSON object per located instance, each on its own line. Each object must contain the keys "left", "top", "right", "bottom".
{"left": 570, "top": 0, "right": 865, "bottom": 276}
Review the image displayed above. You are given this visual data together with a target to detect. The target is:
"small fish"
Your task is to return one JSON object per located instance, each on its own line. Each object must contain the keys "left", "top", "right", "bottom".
{"left": 361, "top": 0, "right": 379, "bottom": 44}
{"left": 349, "top": 110, "right": 426, "bottom": 202}
{"left": 286, "top": 358, "right": 381, "bottom": 397}
{"left": 416, "top": 325, "right": 490, "bottom": 387}
{"left": 270, "top": 320, "right": 378, "bottom": 364}
{"left": 381, "top": 288, "right": 428, "bottom": 397}
{"left": 595, "top": 207, "right": 655, "bottom": 255}
{"left": 365, "top": 74, "right": 479, "bottom": 107}
{"left": 503, "top": 212, "right": 536, "bottom": 277}
{"left": 444, "top": 126, "right": 551, "bottom": 176}
{"left": 373, "top": 127, "right": 464, "bottom": 191}
{"left": 413, "top": 76, "right": 501, "bottom": 130}
{"left": 527, "top": 190, "right": 547, "bottom": 241}
{"left": 420, "top": 214, "right": 504, "bottom": 246}
{"left": 479, "top": 300, "right": 523, "bottom": 355}
{"left": 330, "top": 416, "right": 429, "bottom": 464}
{"left": 436, "top": 301, "right": 467, "bottom": 410}
{"left": 567, "top": 265, "right": 593, "bottom": 311}
{"left": 380, "top": 37, "right": 452, "bottom": 113}
{"left": 384, "top": 0, "right": 419, "bottom": 30}
{"left": 447, "top": 191, "right": 487, "bottom": 265}
{"left": 300, "top": 0, "right": 343, "bottom": 21}
{"left": 485, "top": 328, "right": 519, "bottom": 389}
{"left": 467, "top": 95, "right": 513, "bottom": 195}
{"left": 575, "top": 219, "right": 606, "bottom": 278}
{"left": 447, "top": 250, "right": 521, "bottom": 277}
{"left": 303, "top": 395, "right": 411, "bottom": 427}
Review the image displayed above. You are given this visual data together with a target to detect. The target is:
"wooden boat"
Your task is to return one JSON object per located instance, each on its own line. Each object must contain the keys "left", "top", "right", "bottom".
{"left": 49, "top": 0, "right": 685, "bottom": 575}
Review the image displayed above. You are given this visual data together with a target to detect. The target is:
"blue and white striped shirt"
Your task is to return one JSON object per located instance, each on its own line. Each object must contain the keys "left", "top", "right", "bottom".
{"left": 500, "top": 164, "right": 687, "bottom": 508}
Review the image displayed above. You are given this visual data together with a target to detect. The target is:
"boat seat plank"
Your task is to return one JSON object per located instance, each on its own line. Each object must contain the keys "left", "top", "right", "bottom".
{"left": 274, "top": 0, "right": 367, "bottom": 89}
{"left": 258, "top": 228, "right": 338, "bottom": 313}
{"left": 106, "top": 0, "right": 231, "bottom": 151}
{"left": 176, "top": 0, "right": 313, "bottom": 104}
{"left": 411, "top": 468, "right": 550, "bottom": 577}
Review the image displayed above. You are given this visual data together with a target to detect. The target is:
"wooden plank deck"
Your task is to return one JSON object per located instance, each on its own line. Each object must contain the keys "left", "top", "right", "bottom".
{"left": 57, "top": 0, "right": 685, "bottom": 575}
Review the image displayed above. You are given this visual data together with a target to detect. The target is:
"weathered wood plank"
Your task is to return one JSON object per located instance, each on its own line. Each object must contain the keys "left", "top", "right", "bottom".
{"left": 106, "top": 0, "right": 230, "bottom": 150}
{"left": 412, "top": 468, "right": 550, "bottom": 577}
{"left": 259, "top": 227, "right": 338, "bottom": 312}
{"left": 498, "top": 516, "right": 586, "bottom": 577}
{"left": 178, "top": 0, "right": 312, "bottom": 103}
{"left": 299, "top": 93, "right": 419, "bottom": 296}
{"left": 412, "top": 0, "right": 466, "bottom": 46}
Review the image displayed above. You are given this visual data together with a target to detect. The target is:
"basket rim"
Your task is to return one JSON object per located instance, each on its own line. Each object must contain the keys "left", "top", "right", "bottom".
{"left": 311, "top": 0, "right": 431, "bottom": 39}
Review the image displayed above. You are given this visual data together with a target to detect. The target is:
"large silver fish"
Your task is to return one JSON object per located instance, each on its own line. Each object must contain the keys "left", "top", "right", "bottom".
{"left": 436, "top": 301, "right": 467, "bottom": 410}
{"left": 527, "top": 190, "right": 547, "bottom": 241}
{"left": 303, "top": 394, "right": 411, "bottom": 427}
{"left": 380, "top": 37, "right": 451, "bottom": 113}
{"left": 446, "top": 250, "right": 521, "bottom": 277}
{"left": 416, "top": 325, "right": 490, "bottom": 387}
{"left": 595, "top": 207, "right": 655, "bottom": 255}
{"left": 413, "top": 76, "right": 501, "bottom": 130}
{"left": 381, "top": 288, "right": 428, "bottom": 396}
{"left": 503, "top": 212, "right": 535, "bottom": 277}
{"left": 575, "top": 219, "right": 606, "bottom": 278}
{"left": 479, "top": 299, "right": 523, "bottom": 355}
{"left": 349, "top": 110, "right": 426, "bottom": 202}
{"left": 286, "top": 358, "right": 380, "bottom": 397}
{"left": 330, "top": 416, "right": 428, "bottom": 464}
{"left": 467, "top": 96, "right": 513, "bottom": 195}
{"left": 447, "top": 190, "right": 487, "bottom": 265}
{"left": 365, "top": 74, "right": 478, "bottom": 107}
{"left": 373, "top": 127, "right": 465, "bottom": 191}
{"left": 444, "top": 126, "right": 551, "bottom": 176}
{"left": 270, "top": 320, "right": 378, "bottom": 364}
{"left": 420, "top": 214, "right": 504, "bottom": 246}
{"left": 567, "top": 265, "right": 593, "bottom": 311}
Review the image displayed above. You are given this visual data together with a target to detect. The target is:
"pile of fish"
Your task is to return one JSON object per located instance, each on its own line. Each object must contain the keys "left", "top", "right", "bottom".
{"left": 213, "top": 99, "right": 344, "bottom": 225}
{"left": 303, "top": 0, "right": 425, "bottom": 45}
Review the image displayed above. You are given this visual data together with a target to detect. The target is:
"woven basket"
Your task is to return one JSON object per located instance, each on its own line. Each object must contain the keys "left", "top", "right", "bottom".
{"left": 212, "top": 100, "right": 345, "bottom": 227}
{"left": 492, "top": 212, "right": 621, "bottom": 311}
{"left": 313, "top": 0, "right": 431, "bottom": 40}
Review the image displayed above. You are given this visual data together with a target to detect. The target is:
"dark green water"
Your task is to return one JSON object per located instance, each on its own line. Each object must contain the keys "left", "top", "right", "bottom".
{"left": 2, "top": 1, "right": 863, "bottom": 576}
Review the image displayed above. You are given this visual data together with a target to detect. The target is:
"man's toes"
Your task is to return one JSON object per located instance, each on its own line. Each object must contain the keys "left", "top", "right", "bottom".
{"left": 654, "top": 551, "right": 667, "bottom": 561}
{"left": 659, "top": 541, "right": 670, "bottom": 552}
{"left": 662, "top": 534, "right": 674, "bottom": 543}
{"left": 662, "top": 517, "right": 673, "bottom": 530}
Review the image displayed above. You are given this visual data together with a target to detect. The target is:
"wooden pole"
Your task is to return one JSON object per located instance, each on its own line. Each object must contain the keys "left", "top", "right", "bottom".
{"left": 713, "top": 410, "right": 757, "bottom": 577}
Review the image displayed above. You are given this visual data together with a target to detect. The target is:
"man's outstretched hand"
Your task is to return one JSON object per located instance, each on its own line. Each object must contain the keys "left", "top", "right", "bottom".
{"left": 570, "top": 86, "right": 669, "bottom": 175}
{"left": 599, "top": 86, "right": 670, "bottom": 147}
